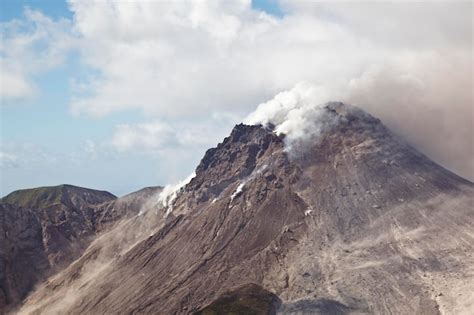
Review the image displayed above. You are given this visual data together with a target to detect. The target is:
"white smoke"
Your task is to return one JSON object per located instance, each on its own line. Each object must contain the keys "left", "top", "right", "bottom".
{"left": 230, "top": 182, "right": 245, "bottom": 202}
{"left": 244, "top": 82, "right": 334, "bottom": 142}
{"left": 345, "top": 56, "right": 473, "bottom": 181}
{"left": 244, "top": 75, "right": 473, "bottom": 181}
{"left": 157, "top": 172, "right": 196, "bottom": 216}
{"left": 230, "top": 164, "right": 268, "bottom": 204}
{"left": 244, "top": 82, "right": 345, "bottom": 154}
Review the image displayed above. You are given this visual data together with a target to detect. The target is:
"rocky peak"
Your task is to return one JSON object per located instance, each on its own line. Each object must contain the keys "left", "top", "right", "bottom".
{"left": 195, "top": 123, "right": 282, "bottom": 174}
{"left": 184, "top": 123, "right": 286, "bottom": 206}
{"left": 173, "top": 103, "right": 403, "bottom": 215}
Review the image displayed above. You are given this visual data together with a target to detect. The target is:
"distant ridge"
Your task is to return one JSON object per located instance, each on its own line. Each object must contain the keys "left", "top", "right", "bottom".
{"left": 0, "top": 184, "right": 161, "bottom": 312}
{"left": 1, "top": 184, "right": 116, "bottom": 209}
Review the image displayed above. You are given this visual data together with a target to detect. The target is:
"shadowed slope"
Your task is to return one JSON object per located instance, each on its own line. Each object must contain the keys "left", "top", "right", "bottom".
{"left": 0, "top": 185, "right": 116, "bottom": 312}
{"left": 1, "top": 185, "right": 162, "bottom": 313}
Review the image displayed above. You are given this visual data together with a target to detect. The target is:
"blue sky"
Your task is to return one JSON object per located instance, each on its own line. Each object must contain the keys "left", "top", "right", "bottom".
{"left": 0, "top": 0, "right": 72, "bottom": 21}
{"left": 1, "top": 1, "right": 472, "bottom": 196}
{"left": 1, "top": 1, "right": 148, "bottom": 196}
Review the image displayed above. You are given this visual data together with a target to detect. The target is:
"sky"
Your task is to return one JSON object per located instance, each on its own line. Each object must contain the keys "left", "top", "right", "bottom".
{"left": 0, "top": 0, "right": 472, "bottom": 197}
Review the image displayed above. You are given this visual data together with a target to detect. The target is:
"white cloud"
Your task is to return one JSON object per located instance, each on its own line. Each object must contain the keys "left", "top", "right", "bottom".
{"left": 110, "top": 121, "right": 176, "bottom": 152}
{"left": 68, "top": 0, "right": 470, "bottom": 179}
{"left": 67, "top": 0, "right": 361, "bottom": 118}
{"left": 1, "top": 1, "right": 472, "bottom": 181}
{"left": 109, "top": 115, "right": 236, "bottom": 153}
{"left": 0, "top": 8, "right": 75, "bottom": 102}
{"left": 0, "top": 71, "right": 34, "bottom": 100}
{"left": 67, "top": 0, "right": 281, "bottom": 117}
{"left": 0, "top": 142, "right": 54, "bottom": 169}
{"left": 280, "top": 1, "right": 472, "bottom": 50}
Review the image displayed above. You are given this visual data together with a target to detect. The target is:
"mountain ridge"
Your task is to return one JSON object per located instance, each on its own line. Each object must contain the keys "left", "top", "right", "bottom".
{"left": 0, "top": 185, "right": 161, "bottom": 313}
{"left": 1, "top": 184, "right": 116, "bottom": 210}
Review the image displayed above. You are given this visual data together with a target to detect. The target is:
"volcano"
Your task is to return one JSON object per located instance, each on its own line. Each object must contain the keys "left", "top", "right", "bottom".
{"left": 6, "top": 103, "right": 474, "bottom": 314}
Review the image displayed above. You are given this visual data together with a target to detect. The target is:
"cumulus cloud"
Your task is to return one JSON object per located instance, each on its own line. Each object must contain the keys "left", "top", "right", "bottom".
{"left": 67, "top": 0, "right": 280, "bottom": 117}
{"left": 67, "top": 0, "right": 365, "bottom": 118}
{"left": 0, "top": 72, "right": 34, "bottom": 100}
{"left": 110, "top": 116, "right": 237, "bottom": 153}
{"left": 110, "top": 121, "right": 175, "bottom": 152}
{"left": 66, "top": 0, "right": 471, "bottom": 118}
{"left": 0, "top": 8, "right": 74, "bottom": 102}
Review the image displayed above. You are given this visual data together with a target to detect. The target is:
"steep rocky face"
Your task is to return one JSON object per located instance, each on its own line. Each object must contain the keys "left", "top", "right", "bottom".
{"left": 93, "top": 186, "right": 162, "bottom": 230}
{"left": 0, "top": 185, "right": 162, "bottom": 313}
{"left": 17, "top": 103, "right": 474, "bottom": 315}
{"left": 0, "top": 185, "right": 116, "bottom": 313}
{"left": 1, "top": 185, "right": 116, "bottom": 268}
{"left": 0, "top": 204, "right": 49, "bottom": 312}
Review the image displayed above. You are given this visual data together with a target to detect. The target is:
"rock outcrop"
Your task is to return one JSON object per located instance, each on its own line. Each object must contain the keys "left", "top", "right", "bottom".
{"left": 0, "top": 204, "right": 49, "bottom": 312}
{"left": 0, "top": 185, "right": 161, "bottom": 313}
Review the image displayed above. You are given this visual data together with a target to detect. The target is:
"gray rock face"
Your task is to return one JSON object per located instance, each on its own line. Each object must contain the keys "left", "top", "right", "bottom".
{"left": 1, "top": 185, "right": 117, "bottom": 268}
{"left": 0, "top": 185, "right": 161, "bottom": 313}
{"left": 93, "top": 186, "right": 162, "bottom": 230}
{"left": 15, "top": 104, "right": 474, "bottom": 314}
{"left": 0, "top": 204, "right": 49, "bottom": 311}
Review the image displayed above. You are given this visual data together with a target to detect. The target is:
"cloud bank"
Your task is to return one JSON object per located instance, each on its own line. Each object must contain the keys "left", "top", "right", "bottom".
{"left": 69, "top": 0, "right": 474, "bottom": 180}
{"left": 2, "top": 0, "right": 472, "bottom": 182}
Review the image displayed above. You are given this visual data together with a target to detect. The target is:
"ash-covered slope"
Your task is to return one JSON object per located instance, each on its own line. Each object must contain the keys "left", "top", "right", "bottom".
{"left": 1, "top": 185, "right": 116, "bottom": 263}
{"left": 93, "top": 186, "right": 162, "bottom": 230}
{"left": 18, "top": 103, "right": 474, "bottom": 315}
{"left": 0, "top": 185, "right": 162, "bottom": 313}
{"left": 0, "top": 185, "right": 116, "bottom": 311}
